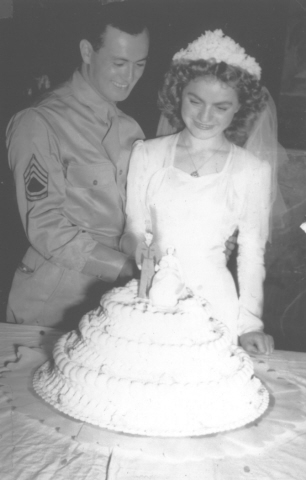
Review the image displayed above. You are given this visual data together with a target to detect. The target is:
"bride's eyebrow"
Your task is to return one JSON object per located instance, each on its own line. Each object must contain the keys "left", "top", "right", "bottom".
{"left": 187, "top": 92, "right": 202, "bottom": 101}
{"left": 187, "top": 92, "right": 233, "bottom": 106}
{"left": 214, "top": 101, "right": 233, "bottom": 106}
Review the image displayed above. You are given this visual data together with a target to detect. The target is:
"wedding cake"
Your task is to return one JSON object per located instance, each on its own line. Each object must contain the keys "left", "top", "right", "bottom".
{"left": 33, "top": 249, "right": 269, "bottom": 437}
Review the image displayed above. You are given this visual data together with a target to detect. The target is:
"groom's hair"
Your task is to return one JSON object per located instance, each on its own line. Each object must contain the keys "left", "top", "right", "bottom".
{"left": 80, "top": 1, "right": 149, "bottom": 53}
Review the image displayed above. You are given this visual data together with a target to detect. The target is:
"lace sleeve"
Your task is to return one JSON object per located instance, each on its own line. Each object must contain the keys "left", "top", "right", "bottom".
{"left": 237, "top": 158, "right": 272, "bottom": 336}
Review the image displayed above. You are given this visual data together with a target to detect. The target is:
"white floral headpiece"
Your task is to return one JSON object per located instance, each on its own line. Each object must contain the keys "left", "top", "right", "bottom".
{"left": 173, "top": 29, "right": 261, "bottom": 79}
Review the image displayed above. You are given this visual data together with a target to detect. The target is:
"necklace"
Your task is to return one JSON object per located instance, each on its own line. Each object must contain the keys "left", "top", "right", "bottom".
{"left": 183, "top": 137, "right": 225, "bottom": 177}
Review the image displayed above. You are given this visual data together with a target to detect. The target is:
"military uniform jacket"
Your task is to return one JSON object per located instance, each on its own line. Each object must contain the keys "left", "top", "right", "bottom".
{"left": 7, "top": 71, "right": 144, "bottom": 282}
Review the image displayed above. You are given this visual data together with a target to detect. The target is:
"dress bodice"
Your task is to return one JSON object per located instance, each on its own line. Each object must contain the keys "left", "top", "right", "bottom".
{"left": 124, "top": 134, "right": 271, "bottom": 340}
{"left": 146, "top": 139, "right": 238, "bottom": 266}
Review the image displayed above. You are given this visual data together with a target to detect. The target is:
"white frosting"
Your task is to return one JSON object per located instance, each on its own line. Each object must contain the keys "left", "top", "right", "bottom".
{"left": 33, "top": 279, "right": 269, "bottom": 437}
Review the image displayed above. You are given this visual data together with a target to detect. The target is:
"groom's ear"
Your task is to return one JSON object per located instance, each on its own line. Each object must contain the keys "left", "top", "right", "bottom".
{"left": 80, "top": 39, "right": 93, "bottom": 65}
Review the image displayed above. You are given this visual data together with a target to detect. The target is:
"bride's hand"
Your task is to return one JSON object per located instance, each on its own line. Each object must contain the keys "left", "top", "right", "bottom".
{"left": 239, "top": 331, "right": 274, "bottom": 355}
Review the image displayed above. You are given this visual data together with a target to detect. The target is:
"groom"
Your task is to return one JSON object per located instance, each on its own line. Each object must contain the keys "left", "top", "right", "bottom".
{"left": 6, "top": 2, "right": 149, "bottom": 328}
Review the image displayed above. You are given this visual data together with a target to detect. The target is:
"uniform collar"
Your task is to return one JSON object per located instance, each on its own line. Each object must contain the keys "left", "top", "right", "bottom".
{"left": 71, "top": 70, "right": 118, "bottom": 123}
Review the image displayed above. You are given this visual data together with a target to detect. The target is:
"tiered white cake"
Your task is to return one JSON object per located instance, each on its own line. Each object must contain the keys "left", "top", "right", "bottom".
{"left": 33, "top": 278, "right": 269, "bottom": 437}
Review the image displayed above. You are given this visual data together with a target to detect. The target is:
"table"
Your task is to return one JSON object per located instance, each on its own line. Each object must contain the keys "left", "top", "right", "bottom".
{"left": 1, "top": 322, "right": 306, "bottom": 480}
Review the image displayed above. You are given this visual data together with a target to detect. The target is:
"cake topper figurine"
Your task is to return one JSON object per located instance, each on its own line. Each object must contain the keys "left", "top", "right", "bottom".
{"left": 149, "top": 246, "right": 186, "bottom": 308}
{"left": 135, "top": 231, "right": 161, "bottom": 298}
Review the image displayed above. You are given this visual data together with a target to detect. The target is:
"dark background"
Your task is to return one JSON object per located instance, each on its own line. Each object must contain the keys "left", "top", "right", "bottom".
{"left": 1, "top": 0, "right": 303, "bottom": 349}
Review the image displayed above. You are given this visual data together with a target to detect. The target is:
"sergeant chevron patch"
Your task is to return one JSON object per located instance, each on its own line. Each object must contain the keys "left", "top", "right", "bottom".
{"left": 24, "top": 154, "right": 48, "bottom": 201}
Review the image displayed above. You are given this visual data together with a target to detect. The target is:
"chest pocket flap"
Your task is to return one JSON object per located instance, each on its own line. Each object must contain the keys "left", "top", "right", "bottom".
{"left": 66, "top": 163, "right": 115, "bottom": 188}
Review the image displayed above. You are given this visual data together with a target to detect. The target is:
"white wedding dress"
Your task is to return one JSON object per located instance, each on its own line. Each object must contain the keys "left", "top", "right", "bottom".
{"left": 124, "top": 133, "right": 271, "bottom": 342}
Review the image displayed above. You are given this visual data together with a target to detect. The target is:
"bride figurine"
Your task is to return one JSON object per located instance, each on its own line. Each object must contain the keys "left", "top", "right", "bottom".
{"left": 149, "top": 246, "right": 186, "bottom": 308}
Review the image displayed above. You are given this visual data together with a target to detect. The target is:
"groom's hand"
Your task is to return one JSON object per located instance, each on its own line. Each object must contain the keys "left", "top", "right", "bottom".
{"left": 118, "top": 258, "right": 138, "bottom": 281}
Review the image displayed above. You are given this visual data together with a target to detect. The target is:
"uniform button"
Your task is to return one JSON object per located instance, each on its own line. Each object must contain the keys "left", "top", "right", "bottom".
{"left": 119, "top": 170, "right": 123, "bottom": 175}
{"left": 93, "top": 180, "right": 98, "bottom": 185}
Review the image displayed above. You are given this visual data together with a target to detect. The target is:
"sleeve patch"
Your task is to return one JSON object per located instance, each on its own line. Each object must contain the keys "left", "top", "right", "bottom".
{"left": 24, "top": 154, "right": 48, "bottom": 201}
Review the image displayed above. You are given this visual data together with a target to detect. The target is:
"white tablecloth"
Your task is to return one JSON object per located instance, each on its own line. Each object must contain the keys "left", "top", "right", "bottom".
{"left": 1, "top": 322, "right": 306, "bottom": 480}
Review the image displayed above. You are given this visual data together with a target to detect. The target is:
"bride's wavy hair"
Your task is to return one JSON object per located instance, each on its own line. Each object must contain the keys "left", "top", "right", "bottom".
{"left": 158, "top": 60, "right": 268, "bottom": 146}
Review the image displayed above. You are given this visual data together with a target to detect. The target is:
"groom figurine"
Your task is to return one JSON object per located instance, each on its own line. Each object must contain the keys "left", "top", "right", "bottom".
{"left": 135, "top": 232, "right": 161, "bottom": 298}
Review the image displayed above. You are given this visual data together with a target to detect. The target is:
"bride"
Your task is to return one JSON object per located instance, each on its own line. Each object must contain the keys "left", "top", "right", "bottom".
{"left": 121, "top": 30, "right": 274, "bottom": 355}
